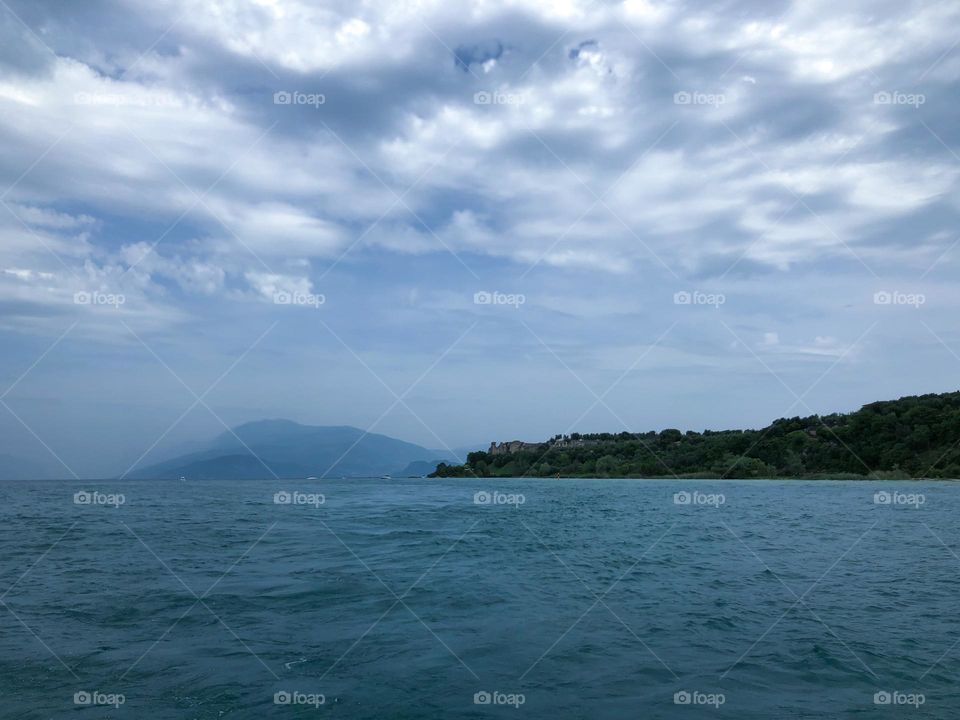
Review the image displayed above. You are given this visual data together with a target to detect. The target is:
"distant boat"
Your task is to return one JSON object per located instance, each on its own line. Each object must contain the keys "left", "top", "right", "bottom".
{"left": 306, "top": 476, "right": 319, "bottom": 480}
{"left": 380, "top": 474, "right": 392, "bottom": 480}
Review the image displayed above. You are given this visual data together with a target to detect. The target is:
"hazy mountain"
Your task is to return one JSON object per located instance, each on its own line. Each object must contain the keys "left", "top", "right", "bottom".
{"left": 0, "top": 454, "right": 59, "bottom": 480}
{"left": 127, "top": 420, "right": 459, "bottom": 479}
{"left": 396, "top": 460, "right": 447, "bottom": 477}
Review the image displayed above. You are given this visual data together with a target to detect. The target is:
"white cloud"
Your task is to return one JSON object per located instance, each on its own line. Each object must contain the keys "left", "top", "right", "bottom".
{"left": 244, "top": 271, "right": 314, "bottom": 301}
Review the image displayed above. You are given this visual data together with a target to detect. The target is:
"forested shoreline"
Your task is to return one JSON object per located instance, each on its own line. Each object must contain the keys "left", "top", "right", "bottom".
{"left": 432, "top": 392, "right": 960, "bottom": 479}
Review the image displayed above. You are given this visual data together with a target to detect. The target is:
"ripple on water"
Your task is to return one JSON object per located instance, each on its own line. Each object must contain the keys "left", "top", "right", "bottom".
{"left": 0, "top": 478, "right": 958, "bottom": 719}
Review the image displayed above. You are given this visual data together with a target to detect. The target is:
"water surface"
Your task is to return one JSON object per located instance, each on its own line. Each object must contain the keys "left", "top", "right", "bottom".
{"left": 0, "top": 478, "right": 956, "bottom": 718}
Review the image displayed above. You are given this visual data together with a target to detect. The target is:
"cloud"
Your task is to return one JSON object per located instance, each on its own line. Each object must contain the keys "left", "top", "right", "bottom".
{"left": 244, "top": 271, "right": 315, "bottom": 302}
{"left": 2, "top": 0, "right": 958, "bottom": 288}
{"left": 0, "top": 0, "right": 959, "bottom": 474}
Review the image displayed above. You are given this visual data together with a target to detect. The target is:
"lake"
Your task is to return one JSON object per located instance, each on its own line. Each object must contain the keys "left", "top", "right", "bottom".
{"left": 0, "top": 478, "right": 956, "bottom": 718}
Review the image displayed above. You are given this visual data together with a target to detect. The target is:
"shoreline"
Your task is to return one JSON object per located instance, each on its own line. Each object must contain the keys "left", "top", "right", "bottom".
{"left": 431, "top": 475, "right": 960, "bottom": 482}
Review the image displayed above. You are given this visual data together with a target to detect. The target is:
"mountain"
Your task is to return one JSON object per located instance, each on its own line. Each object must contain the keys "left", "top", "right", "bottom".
{"left": 433, "top": 391, "right": 960, "bottom": 479}
{"left": 0, "top": 454, "right": 59, "bottom": 480}
{"left": 128, "top": 420, "right": 458, "bottom": 479}
{"left": 396, "top": 459, "right": 446, "bottom": 477}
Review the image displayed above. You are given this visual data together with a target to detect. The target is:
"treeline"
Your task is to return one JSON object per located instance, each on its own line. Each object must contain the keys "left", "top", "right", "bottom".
{"left": 432, "top": 391, "right": 960, "bottom": 479}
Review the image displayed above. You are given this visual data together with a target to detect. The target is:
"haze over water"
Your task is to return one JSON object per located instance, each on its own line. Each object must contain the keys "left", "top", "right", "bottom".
{"left": 1, "top": 477, "right": 956, "bottom": 719}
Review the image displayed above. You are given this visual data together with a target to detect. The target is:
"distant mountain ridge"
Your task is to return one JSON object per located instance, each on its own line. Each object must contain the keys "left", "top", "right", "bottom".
{"left": 0, "top": 454, "right": 59, "bottom": 480}
{"left": 127, "top": 420, "right": 464, "bottom": 479}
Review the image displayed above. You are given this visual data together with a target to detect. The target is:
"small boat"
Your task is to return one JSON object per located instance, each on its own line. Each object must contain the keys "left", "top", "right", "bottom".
{"left": 380, "top": 474, "right": 392, "bottom": 480}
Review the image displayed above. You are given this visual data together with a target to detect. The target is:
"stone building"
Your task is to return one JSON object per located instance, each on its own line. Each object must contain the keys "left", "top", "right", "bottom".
{"left": 488, "top": 440, "right": 545, "bottom": 456}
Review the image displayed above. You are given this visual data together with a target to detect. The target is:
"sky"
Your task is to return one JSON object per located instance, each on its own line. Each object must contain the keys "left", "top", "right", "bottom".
{"left": 0, "top": 0, "right": 958, "bottom": 478}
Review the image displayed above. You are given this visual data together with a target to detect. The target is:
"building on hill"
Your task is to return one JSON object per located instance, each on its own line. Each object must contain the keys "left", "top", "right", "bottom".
{"left": 488, "top": 440, "right": 545, "bottom": 456}
{"left": 552, "top": 437, "right": 586, "bottom": 449}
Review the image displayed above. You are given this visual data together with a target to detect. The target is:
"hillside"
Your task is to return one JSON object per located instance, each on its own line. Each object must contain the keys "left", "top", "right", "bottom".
{"left": 0, "top": 454, "right": 60, "bottom": 481}
{"left": 128, "top": 420, "right": 461, "bottom": 479}
{"left": 431, "top": 391, "right": 960, "bottom": 479}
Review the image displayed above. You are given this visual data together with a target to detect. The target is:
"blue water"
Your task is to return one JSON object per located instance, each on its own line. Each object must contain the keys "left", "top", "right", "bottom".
{"left": 0, "top": 478, "right": 957, "bottom": 718}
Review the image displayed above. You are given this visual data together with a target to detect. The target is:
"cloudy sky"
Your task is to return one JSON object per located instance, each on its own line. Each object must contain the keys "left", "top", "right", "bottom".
{"left": 0, "top": 0, "right": 958, "bottom": 477}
